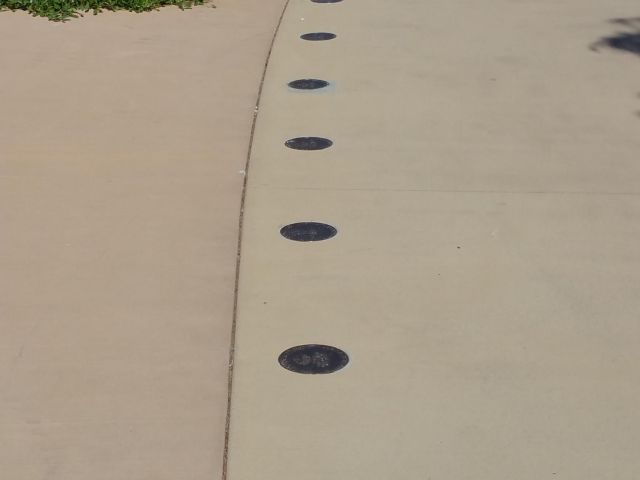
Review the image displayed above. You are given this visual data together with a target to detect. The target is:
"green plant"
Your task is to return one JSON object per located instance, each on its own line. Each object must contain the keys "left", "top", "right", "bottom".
{"left": 0, "top": 0, "right": 207, "bottom": 21}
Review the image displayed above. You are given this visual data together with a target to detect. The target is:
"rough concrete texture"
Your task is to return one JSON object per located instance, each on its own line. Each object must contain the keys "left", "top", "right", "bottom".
{"left": 0, "top": 1, "right": 286, "bottom": 478}
{"left": 229, "top": 0, "right": 640, "bottom": 479}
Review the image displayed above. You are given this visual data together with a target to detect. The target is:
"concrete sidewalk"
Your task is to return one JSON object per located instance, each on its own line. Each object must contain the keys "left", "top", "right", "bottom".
{"left": 0, "top": 1, "right": 286, "bottom": 478}
{"left": 229, "top": 0, "right": 640, "bottom": 479}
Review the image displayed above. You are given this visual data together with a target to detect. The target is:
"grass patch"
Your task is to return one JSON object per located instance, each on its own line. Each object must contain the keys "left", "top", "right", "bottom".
{"left": 0, "top": 0, "right": 207, "bottom": 21}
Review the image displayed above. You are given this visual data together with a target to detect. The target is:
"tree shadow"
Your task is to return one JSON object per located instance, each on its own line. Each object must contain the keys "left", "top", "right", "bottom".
{"left": 591, "top": 17, "right": 640, "bottom": 56}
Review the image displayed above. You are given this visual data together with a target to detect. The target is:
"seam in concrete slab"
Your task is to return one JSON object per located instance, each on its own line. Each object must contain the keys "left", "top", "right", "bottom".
{"left": 253, "top": 186, "right": 640, "bottom": 197}
{"left": 221, "top": 1, "right": 291, "bottom": 479}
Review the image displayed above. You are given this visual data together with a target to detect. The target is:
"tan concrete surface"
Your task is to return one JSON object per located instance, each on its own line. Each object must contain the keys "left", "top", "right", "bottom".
{"left": 0, "top": 1, "right": 286, "bottom": 478}
{"left": 229, "top": 0, "right": 640, "bottom": 479}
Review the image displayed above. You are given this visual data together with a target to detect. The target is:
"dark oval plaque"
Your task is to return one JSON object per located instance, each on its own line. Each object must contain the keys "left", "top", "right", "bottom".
{"left": 301, "top": 32, "right": 337, "bottom": 41}
{"left": 279, "top": 344, "right": 349, "bottom": 374}
{"left": 280, "top": 222, "right": 337, "bottom": 242}
{"left": 288, "top": 79, "right": 330, "bottom": 90}
{"left": 311, "top": 0, "right": 343, "bottom": 3}
{"left": 285, "top": 137, "right": 333, "bottom": 150}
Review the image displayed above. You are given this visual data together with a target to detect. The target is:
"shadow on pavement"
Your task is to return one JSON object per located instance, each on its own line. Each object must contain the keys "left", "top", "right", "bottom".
{"left": 591, "top": 17, "right": 640, "bottom": 56}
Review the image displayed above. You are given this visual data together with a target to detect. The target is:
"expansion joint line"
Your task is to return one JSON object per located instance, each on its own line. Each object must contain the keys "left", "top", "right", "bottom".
{"left": 221, "top": 1, "right": 292, "bottom": 479}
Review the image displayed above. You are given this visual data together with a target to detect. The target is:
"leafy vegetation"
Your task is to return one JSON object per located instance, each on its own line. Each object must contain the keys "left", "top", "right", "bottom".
{"left": 0, "top": 0, "right": 206, "bottom": 21}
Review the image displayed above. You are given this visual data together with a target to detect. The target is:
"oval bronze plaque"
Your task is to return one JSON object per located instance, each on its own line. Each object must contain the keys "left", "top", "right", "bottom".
{"left": 285, "top": 137, "right": 333, "bottom": 151}
{"left": 301, "top": 32, "right": 337, "bottom": 41}
{"left": 279, "top": 344, "right": 349, "bottom": 374}
{"left": 280, "top": 222, "right": 337, "bottom": 242}
{"left": 288, "top": 79, "right": 330, "bottom": 90}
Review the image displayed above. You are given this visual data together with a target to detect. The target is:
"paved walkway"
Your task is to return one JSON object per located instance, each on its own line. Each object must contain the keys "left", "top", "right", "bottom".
{"left": 2, "top": 0, "right": 640, "bottom": 478}
{"left": 229, "top": 0, "right": 640, "bottom": 479}
{"left": 0, "top": 1, "right": 285, "bottom": 479}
